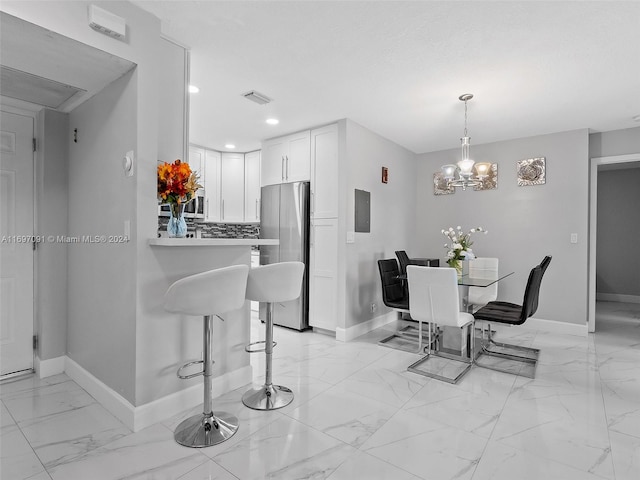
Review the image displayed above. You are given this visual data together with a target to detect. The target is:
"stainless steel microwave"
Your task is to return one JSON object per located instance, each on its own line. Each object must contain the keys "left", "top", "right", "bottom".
{"left": 158, "top": 194, "right": 205, "bottom": 219}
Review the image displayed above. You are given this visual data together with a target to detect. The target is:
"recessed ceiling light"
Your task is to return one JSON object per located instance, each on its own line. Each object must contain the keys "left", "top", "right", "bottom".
{"left": 266, "top": 118, "right": 279, "bottom": 125}
{"left": 188, "top": 85, "right": 200, "bottom": 93}
{"left": 225, "top": 144, "right": 236, "bottom": 149}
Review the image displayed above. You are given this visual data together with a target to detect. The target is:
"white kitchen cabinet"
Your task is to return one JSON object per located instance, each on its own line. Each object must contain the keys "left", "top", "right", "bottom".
{"left": 308, "top": 217, "right": 338, "bottom": 330}
{"left": 244, "top": 150, "right": 261, "bottom": 222}
{"left": 310, "top": 124, "right": 339, "bottom": 219}
{"left": 221, "top": 152, "right": 245, "bottom": 222}
{"left": 203, "top": 149, "right": 221, "bottom": 222}
{"left": 188, "top": 146, "right": 204, "bottom": 187}
{"left": 158, "top": 38, "right": 187, "bottom": 163}
{"left": 261, "top": 130, "right": 311, "bottom": 186}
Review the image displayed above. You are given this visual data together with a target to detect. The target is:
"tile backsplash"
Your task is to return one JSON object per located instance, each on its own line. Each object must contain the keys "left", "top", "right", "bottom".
{"left": 158, "top": 217, "right": 259, "bottom": 238}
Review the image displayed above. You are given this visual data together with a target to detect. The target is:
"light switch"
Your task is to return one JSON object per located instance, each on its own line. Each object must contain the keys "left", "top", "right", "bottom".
{"left": 346, "top": 231, "right": 355, "bottom": 244}
{"left": 570, "top": 233, "right": 578, "bottom": 244}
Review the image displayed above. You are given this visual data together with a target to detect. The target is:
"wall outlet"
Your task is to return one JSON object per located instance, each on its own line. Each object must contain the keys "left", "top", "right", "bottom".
{"left": 370, "top": 303, "right": 377, "bottom": 313}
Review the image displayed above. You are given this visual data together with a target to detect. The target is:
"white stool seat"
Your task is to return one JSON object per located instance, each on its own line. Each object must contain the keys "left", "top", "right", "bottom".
{"left": 242, "top": 262, "right": 304, "bottom": 411}
{"left": 245, "top": 261, "right": 305, "bottom": 303}
{"left": 164, "top": 264, "right": 249, "bottom": 448}
{"left": 164, "top": 265, "right": 249, "bottom": 316}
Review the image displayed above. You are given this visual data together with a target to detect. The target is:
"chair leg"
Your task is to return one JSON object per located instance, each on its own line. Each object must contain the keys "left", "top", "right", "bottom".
{"left": 174, "top": 315, "right": 239, "bottom": 448}
{"left": 482, "top": 323, "right": 540, "bottom": 362}
{"left": 242, "top": 303, "right": 294, "bottom": 410}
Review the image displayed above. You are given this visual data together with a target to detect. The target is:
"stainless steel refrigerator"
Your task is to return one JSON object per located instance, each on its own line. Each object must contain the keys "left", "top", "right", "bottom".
{"left": 259, "top": 181, "right": 310, "bottom": 330}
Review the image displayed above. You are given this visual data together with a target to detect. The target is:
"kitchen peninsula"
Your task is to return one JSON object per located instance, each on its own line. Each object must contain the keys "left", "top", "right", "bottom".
{"left": 136, "top": 237, "right": 278, "bottom": 430}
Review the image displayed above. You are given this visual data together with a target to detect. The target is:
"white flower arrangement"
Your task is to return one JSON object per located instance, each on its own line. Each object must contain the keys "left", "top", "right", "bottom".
{"left": 441, "top": 226, "right": 488, "bottom": 267}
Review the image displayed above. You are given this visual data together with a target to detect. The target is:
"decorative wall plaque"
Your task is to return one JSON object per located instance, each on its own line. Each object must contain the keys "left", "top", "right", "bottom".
{"left": 433, "top": 171, "right": 454, "bottom": 195}
{"left": 517, "top": 157, "right": 546, "bottom": 186}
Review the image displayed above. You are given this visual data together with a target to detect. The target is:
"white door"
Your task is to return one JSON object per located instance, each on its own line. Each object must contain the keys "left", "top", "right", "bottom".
{"left": 1, "top": 110, "right": 34, "bottom": 376}
{"left": 244, "top": 150, "right": 261, "bottom": 222}
{"left": 311, "top": 124, "right": 338, "bottom": 219}
{"left": 285, "top": 130, "right": 311, "bottom": 183}
{"left": 204, "top": 149, "right": 221, "bottom": 222}
{"left": 220, "top": 152, "right": 245, "bottom": 222}
{"left": 308, "top": 218, "right": 338, "bottom": 331}
{"left": 261, "top": 137, "right": 286, "bottom": 186}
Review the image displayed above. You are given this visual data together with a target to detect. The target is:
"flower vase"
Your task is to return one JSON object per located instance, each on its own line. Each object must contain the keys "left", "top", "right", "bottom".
{"left": 167, "top": 203, "right": 187, "bottom": 238}
{"left": 449, "top": 259, "right": 463, "bottom": 277}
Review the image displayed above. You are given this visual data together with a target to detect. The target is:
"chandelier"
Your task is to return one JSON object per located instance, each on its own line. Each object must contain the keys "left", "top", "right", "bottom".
{"left": 441, "top": 94, "right": 492, "bottom": 190}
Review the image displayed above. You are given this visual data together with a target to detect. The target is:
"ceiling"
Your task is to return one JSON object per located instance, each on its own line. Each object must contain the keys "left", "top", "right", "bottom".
{"left": 0, "top": 12, "right": 136, "bottom": 113}
{"left": 134, "top": 1, "right": 640, "bottom": 154}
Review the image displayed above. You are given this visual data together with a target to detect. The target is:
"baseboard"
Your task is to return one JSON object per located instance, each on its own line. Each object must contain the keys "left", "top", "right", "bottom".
{"left": 132, "top": 364, "right": 252, "bottom": 432}
{"left": 64, "top": 356, "right": 137, "bottom": 429}
{"left": 36, "top": 355, "right": 66, "bottom": 379}
{"left": 336, "top": 311, "right": 397, "bottom": 342}
{"left": 64, "top": 356, "right": 253, "bottom": 432}
{"left": 518, "top": 317, "right": 588, "bottom": 337}
{"left": 596, "top": 293, "right": 640, "bottom": 304}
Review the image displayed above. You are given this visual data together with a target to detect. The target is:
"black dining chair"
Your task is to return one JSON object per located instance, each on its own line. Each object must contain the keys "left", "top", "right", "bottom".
{"left": 395, "top": 251, "right": 411, "bottom": 276}
{"left": 472, "top": 256, "right": 551, "bottom": 377}
{"left": 378, "top": 259, "right": 432, "bottom": 352}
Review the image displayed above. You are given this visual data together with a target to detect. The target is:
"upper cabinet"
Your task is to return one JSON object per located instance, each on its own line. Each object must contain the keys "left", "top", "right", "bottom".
{"left": 203, "top": 149, "right": 221, "bottom": 222}
{"left": 220, "top": 153, "right": 245, "bottom": 223}
{"left": 193, "top": 146, "right": 260, "bottom": 223}
{"left": 310, "top": 124, "right": 339, "bottom": 219}
{"left": 158, "top": 38, "right": 188, "bottom": 163}
{"left": 244, "top": 150, "right": 261, "bottom": 222}
{"left": 261, "top": 130, "right": 311, "bottom": 186}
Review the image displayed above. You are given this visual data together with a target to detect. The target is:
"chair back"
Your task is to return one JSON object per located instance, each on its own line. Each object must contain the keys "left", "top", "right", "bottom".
{"left": 519, "top": 265, "right": 544, "bottom": 323}
{"left": 245, "top": 261, "right": 305, "bottom": 302}
{"left": 378, "top": 259, "right": 407, "bottom": 309}
{"left": 467, "top": 257, "right": 499, "bottom": 307}
{"left": 531, "top": 256, "right": 551, "bottom": 315}
{"left": 164, "top": 265, "right": 249, "bottom": 317}
{"left": 407, "top": 266, "right": 467, "bottom": 327}
{"left": 395, "top": 250, "right": 410, "bottom": 276}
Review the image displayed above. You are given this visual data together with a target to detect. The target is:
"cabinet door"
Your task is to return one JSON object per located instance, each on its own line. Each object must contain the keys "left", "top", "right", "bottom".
{"left": 311, "top": 124, "right": 338, "bottom": 218}
{"left": 221, "top": 152, "right": 245, "bottom": 222}
{"left": 285, "top": 130, "right": 311, "bottom": 183}
{"left": 308, "top": 218, "right": 338, "bottom": 331}
{"left": 261, "top": 138, "right": 285, "bottom": 186}
{"left": 244, "top": 150, "right": 261, "bottom": 222}
{"left": 204, "top": 149, "right": 221, "bottom": 222}
{"left": 188, "top": 146, "right": 205, "bottom": 194}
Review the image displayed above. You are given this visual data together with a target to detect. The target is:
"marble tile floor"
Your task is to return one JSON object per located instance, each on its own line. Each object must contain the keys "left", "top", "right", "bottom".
{"left": 1, "top": 301, "right": 639, "bottom": 480}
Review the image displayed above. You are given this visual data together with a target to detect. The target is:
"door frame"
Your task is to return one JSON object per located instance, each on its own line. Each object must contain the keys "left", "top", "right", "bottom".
{"left": 0, "top": 103, "right": 38, "bottom": 378}
{"left": 588, "top": 152, "right": 640, "bottom": 332}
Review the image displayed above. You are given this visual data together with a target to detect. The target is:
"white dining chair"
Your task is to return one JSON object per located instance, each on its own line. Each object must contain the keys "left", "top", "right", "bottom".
{"left": 406, "top": 266, "right": 475, "bottom": 383}
{"left": 467, "top": 257, "right": 499, "bottom": 309}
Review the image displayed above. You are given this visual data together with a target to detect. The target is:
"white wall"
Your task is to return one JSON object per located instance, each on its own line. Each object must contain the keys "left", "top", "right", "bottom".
{"left": 344, "top": 119, "right": 417, "bottom": 329}
{"left": 36, "top": 109, "right": 69, "bottom": 361}
{"left": 596, "top": 167, "right": 640, "bottom": 297}
{"left": 67, "top": 70, "right": 138, "bottom": 402}
{"left": 416, "top": 129, "right": 589, "bottom": 326}
{"left": 4, "top": 1, "right": 162, "bottom": 405}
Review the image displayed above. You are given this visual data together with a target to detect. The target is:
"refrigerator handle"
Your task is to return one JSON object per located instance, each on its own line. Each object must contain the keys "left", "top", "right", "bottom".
{"left": 285, "top": 155, "right": 289, "bottom": 180}
{"left": 281, "top": 156, "right": 285, "bottom": 181}
{"left": 311, "top": 191, "right": 315, "bottom": 215}
{"left": 255, "top": 199, "right": 259, "bottom": 219}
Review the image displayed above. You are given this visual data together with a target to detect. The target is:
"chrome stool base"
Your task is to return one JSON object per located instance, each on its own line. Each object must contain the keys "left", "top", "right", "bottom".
{"left": 174, "top": 411, "right": 239, "bottom": 448}
{"left": 242, "top": 384, "right": 294, "bottom": 410}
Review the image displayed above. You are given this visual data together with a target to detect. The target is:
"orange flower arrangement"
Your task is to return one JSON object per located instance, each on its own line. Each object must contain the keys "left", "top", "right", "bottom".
{"left": 157, "top": 159, "right": 202, "bottom": 206}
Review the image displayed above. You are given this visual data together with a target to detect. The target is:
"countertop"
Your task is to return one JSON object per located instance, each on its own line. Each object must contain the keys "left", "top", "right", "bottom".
{"left": 149, "top": 238, "right": 279, "bottom": 247}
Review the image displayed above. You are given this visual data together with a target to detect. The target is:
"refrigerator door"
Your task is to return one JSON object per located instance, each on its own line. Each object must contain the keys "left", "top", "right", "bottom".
{"left": 274, "top": 182, "right": 309, "bottom": 330}
{"left": 259, "top": 184, "right": 280, "bottom": 266}
{"left": 259, "top": 182, "right": 310, "bottom": 331}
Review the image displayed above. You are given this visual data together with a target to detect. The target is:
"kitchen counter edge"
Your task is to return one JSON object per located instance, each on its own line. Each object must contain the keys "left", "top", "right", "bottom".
{"left": 149, "top": 238, "right": 279, "bottom": 247}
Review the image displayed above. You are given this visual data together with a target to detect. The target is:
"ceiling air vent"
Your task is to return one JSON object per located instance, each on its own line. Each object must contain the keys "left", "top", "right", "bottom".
{"left": 242, "top": 90, "right": 272, "bottom": 105}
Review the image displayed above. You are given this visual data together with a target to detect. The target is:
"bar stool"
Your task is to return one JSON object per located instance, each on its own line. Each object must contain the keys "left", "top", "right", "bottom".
{"left": 242, "top": 261, "right": 305, "bottom": 410}
{"left": 164, "top": 264, "right": 249, "bottom": 448}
